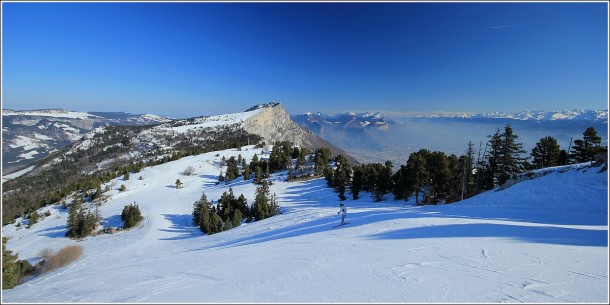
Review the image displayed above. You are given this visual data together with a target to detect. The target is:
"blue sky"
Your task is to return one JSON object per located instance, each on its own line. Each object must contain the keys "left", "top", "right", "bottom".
{"left": 2, "top": 1, "right": 608, "bottom": 118}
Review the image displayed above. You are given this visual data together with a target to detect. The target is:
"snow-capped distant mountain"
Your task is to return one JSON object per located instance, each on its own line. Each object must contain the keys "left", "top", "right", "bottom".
{"left": 289, "top": 108, "right": 607, "bottom": 165}
{"left": 421, "top": 109, "right": 608, "bottom": 124}
{"left": 292, "top": 111, "right": 391, "bottom": 133}
{"left": 2, "top": 109, "right": 172, "bottom": 175}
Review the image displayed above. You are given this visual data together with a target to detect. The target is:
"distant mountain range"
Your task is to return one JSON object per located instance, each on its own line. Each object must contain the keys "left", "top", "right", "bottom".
{"left": 291, "top": 109, "right": 607, "bottom": 165}
{"left": 2, "top": 109, "right": 172, "bottom": 174}
{"left": 1, "top": 104, "right": 355, "bottom": 177}
{"left": 3, "top": 107, "right": 606, "bottom": 174}
{"left": 418, "top": 109, "right": 608, "bottom": 123}
{"left": 291, "top": 111, "right": 391, "bottom": 134}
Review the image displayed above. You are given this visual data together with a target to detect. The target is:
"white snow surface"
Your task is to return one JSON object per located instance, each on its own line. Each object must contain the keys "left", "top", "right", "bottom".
{"left": 1, "top": 149, "right": 608, "bottom": 303}
{"left": 157, "top": 109, "right": 262, "bottom": 134}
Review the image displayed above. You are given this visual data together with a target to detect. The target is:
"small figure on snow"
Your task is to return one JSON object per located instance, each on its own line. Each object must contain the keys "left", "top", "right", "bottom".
{"left": 337, "top": 203, "right": 347, "bottom": 225}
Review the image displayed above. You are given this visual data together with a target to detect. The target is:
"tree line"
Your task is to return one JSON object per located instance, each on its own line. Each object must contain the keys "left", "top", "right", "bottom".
{"left": 325, "top": 125, "right": 606, "bottom": 205}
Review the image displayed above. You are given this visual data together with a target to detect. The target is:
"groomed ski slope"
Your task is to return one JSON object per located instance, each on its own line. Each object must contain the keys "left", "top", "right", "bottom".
{"left": 2, "top": 147, "right": 608, "bottom": 303}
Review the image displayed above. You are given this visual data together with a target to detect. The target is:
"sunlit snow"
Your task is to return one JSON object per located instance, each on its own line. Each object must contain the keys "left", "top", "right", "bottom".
{"left": 2, "top": 147, "right": 607, "bottom": 303}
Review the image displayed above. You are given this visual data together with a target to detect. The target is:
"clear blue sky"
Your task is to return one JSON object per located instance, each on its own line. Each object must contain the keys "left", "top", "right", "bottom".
{"left": 2, "top": 1, "right": 608, "bottom": 118}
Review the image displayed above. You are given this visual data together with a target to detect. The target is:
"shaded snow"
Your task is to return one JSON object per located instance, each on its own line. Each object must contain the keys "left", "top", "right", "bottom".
{"left": 1, "top": 151, "right": 607, "bottom": 303}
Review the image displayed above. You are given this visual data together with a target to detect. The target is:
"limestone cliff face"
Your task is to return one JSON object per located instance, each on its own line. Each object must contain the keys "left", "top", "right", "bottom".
{"left": 243, "top": 103, "right": 359, "bottom": 165}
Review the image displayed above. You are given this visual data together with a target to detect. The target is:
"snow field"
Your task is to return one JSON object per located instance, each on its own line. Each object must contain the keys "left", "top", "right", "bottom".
{"left": 1, "top": 149, "right": 607, "bottom": 303}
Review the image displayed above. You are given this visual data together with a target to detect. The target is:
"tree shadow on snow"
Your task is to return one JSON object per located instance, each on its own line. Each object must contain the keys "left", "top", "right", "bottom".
{"left": 203, "top": 178, "right": 608, "bottom": 249}
{"left": 102, "top": 215, "right": 123, "bottom": 229}
{"left": 369, "top": 223, "right": 608, "bottom": 247}
{"left": 158, "top": 214, "right": 202, "bottom": 240}
{"left": 35, "top": 225, "right": 68, "bottom": 239}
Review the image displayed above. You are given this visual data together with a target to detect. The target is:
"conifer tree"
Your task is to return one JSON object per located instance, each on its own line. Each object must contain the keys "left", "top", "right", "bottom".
{"left": 531, "top": 136, "right": 561, "bottom": 169}
{"left": 351, "top": 166, "right": 364, "bottom": 200}
{"left": 333, "top": 155, "right": 352, "bottom": 201}
{"left": 210, "top": 213, "right": 223, "bottom": 234}
{"left": 571, "top": 127, "right": 604, "bottom": 163}
{"left": 192, "top": 192, "right": 212, "bottom": 234}
{"left": 254, "top": 166, "right": 263, "bottom": 184}
{"left": 242, "top": 159, "right": 250, "bottom": 180}
{"left": 2, "top": 237, "right": 19, "bottom": 289}
{"left": 498, "top": 125, "right": 527, "bottom": 185}
{"left": 392, "top": 164, "right": 409, "bottom": 200}
{"left": 405, "top": 150, "right": 428, "bottom": 205}
{"left": 232, "top": 209, "right": 243, "bottom": 228}
{"left": 225, "top": 156, "right": 239, "bottom": 181}
{"left": 253, "top": 180, "right": 271, "bottom": 221}
{"left": 175, "top": 179, "right": 183, "bottom": 189}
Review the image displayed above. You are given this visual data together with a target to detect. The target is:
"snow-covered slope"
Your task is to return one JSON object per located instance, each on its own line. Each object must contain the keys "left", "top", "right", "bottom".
{"left": 2, "top": 109, "right": 172, "bottom": 175}
{"left": 2, "top": 148, "right": 607, "bottom": 303}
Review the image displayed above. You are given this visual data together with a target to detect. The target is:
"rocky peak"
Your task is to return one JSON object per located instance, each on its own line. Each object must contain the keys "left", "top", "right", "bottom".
{"left": 244, "top": 102, "right": 281, "bottom": 112}
{"left": 243, "top": 103, "right": 359, "bottom": 165}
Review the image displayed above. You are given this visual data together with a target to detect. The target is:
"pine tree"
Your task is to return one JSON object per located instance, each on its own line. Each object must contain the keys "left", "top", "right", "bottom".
{"left": 253, "top": 180, "right": 271, "bottom": 221}
{"left": 225, "top": 156, "right": 239, "bottom": 182}
{"left": 67, "top": 198, "right": 81, "bottom": 237}
{"left": 498, "top": 125, "right": 527, "bottom": 185}
{"left": 2, "top": 237, "right": 19, "bottom": 289}
{"left": 193, "top": 192, "right": 212, "bottom": 234}
{"left": 531, "top": 136, "right": 561, "bottom": 169}
{"left": 121, "top": 203, "right": 143, "bottom": 229}
{"left": 269, "top": 192, "right": 280, "bottom": 216}
{"left": 232, "top": 209, "right": 243, "bottom": 228}
{"left": 405, "top": 150, "right": 428, "bottom": 205}
{"left": 175, "top": 179, "right": 183, "bottom": 189}
{"left": 482, "top": 129, "right": 502, "bottom": 190}
{"left": 210, "top": 213, "right": 223, "bottom": 234}
{"left": 392, "top": 165, "right": 409, "bottom": 201}
{"left": 28, "top": 212, "right": 39, "bottom": 227}
{"left": 333, "top": 155, "right": 352, "bottom": 201}
{"left": 351, "top": 166, "right": 364, "bottom": 200}
{"left": 571, "top": 127, "right": 604, "bottom": 163}
{"left": 124, "top": 171, "right": 130, "bottom": 181}
{"left": 254, "top": 166, "right": 263, "bottom": 184}
{"left": 242, "top": 159, "right": 250, "bottom": 180}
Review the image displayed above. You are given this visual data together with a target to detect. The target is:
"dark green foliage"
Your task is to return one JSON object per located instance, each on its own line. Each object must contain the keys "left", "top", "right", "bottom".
{"left": 242, "top": 158, "right": 250, "bottom": 180}
{"left": 193, "top": 192, "right": 212, "bottom": 233}
{"left": 66, "top": 199, "right": 99, "bottom": 238}
{"left": 3, "top": 237, "right": 19, "bottom": 289}
{"left": 1, "top": 238, "right": 34, "bottom": 290}
{"left": 570, "top": 127, "right": 605, "bottom": 163}
{"left": 123, "top": 171, "right": 130, "bottom": 181}
{"left": 28, "top": 212, "right": 40, "bottom": 227}
{"left": 225, "top": 156, "right": 240, "bottom": 182}
{"left": 392, "top": 165, "right": 409, "bottom": 201}
{"left": 175, "top": 179, "right": 183, "bottom": 189}
{"left": 232, "top": 209, "right": 243, "bottom": 228}
{"left": 252, "top": 180, "right": 271, "bottom": 221}
{"left": 210, "top": 213, "right": 223, "bottom": 234}
{"left": 254, "top": 166, "right": 263, "bottom": 184}
{"left": 193, "top": 190, "right": 248, "bottom": 235}
{"left": 314, "top": 147, "right": 333, "bottom": 175}
{"left": 120, "top": 184, "right": 127, "bottom": 192}
{"left": 531, "top": 136, "right": 562, "bottom": 169}
{"left": 333, "top": 155, "right": 352, "bottom": 201}
{"left": 351, "top": 166, "right": 364, "bottom": 200}
{"left": 480, "top": 125, "right": 527, "bottom": 189}
{"left": 121, "top": 203, "right": 143, "bottom": 229}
